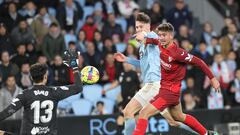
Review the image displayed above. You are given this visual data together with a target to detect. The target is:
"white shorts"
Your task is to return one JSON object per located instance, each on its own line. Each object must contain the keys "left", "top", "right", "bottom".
{"left": 133, "top": 81, "right": 160, "bottom": 107}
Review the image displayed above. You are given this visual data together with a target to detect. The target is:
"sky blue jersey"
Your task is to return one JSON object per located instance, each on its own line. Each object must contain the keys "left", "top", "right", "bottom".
{"left": 126, "top": 31, "right": 161, "bottom": 83}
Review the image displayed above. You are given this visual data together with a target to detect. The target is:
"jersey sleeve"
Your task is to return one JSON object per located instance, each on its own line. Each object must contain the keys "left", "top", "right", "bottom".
{"left": 172, "top": 48, "right": 214, "bottom": 79}
{"left": 126, "top": 57, "right": 140, "bottom": 68}
{"left": 145, "top": 38, "right": 160, "bottom": 46}
{"left": 52, "top": 71, "right": 83, "bottom": 101}
{"left": 0, "top": 94, "right": 24, "bottom": 121}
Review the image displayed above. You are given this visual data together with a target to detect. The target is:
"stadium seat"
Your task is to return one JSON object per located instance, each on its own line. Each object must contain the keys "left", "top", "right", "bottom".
{"left": 71, "top": 99, "right": 93, "bottom": 116}
{"left": 83, "top": 6, "right": 94, "bottom": 20}
{"left": 103, "top": 83, "right": 121, "bottom": 101}
{"left": 64, "top": 34, "right": 77, "bottom": 48}
{"left": 94, "top": 97, "right": 116, "bottom": 114}
{"left": 116, "top": 17, "right": 127, "bottom": 33}
{"left": 58, "top": 93, "right": 81, "bottom": 109}
{"left": 82, "top": 84, "right": 103, "bottom": 102}
{"left": 76, "top": 0, "right": 85, "bottom": 7}
{"left": 115, "top": 43, "right": 127, "bottom": 53}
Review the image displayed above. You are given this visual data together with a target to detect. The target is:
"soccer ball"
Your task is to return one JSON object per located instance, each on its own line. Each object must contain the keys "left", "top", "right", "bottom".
{"left": 80, "top": 66, "right": 100, "bottom": 84}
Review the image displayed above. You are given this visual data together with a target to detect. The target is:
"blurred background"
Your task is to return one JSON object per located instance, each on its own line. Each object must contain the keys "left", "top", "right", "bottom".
{"left": 0, "top": 0, "right": 240, "bottom": 134}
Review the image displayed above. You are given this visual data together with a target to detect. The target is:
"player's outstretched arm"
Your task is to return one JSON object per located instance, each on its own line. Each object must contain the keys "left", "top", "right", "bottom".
{"left": 52, "top": 49, "right": 83, "bottom": 100}
{"left": 114, "top": 52, "right": 140, "bottom": 68}
{"left": 173, "top": 48, "right": 220, "bottom": 92}
{"left": 0, "top": 94, "right": 24, "bottom": 122}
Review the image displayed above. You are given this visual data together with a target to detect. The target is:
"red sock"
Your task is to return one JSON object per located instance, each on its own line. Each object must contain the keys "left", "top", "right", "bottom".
{"left": 132, "top": 118, "right": 148, "bottom": 135}
{"left": 183, "top": 114, "right": 207, "bottom": 135}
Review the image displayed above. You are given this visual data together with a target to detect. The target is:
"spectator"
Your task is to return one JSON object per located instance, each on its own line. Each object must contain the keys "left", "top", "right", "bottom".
{"left": 93, "top": 30, "right": 104, "bottom": 52}
{"left": 4, "top": 2, "right": 24, "bottom": 32}
{"left": 57, "top": 0, "right": 83, "bottom": 32}
{"left": 200, "top": 22, "right": 217, "bottom": 46}
{"left": 166, "top": 0, "right": 192, "bottom": 32}
{"left": 42, "top": 23, "right": 66, "bottom": 62}
{"left": 211, "top": 53, "right": 231, "bottom": 107}
{"left": 102, "top": 37, "right": 117, "bottom": 58}
{"left": 10, "top": 19, "right": 35, "bottom": 48}
{"left": 175, "top": 24, "right": 195, "bottom": 45}
{"left": 0, "top": 22, "right": 14, "bottom": 55}
{"left": 102, "top": 62, "right": 140, "bottom": 110}
{"left": 124, "top": 44, "right": 138, "bottom": 59}
{"left": 21, "top": 1, "right": 37, "bottom": 23}
{"left": 112, "top": 34, "right": 126, "bottom": 53}
{"left": 101, "top": 53, "right": 122, "bottom": 83}
{"left": 76, "top": 30, "right": 87, "bottom": 52}
{"left": 182, "top": 90, "right": 198, "bottom": 111}
{"left": 0, "top": 51, "right": 19, "bottom": 84}
{"left": 117, "top": 0, "right": 139, "bottom": 18}
{"left": 51, "top": 55, "right": 71, "bottom": 86}
{"left": 124, "top": 26, "right": 135, "bottom": 43}
{"left": 82, "top": 41, "right": 103, "bottom": 70}
{"left": 31, "top": 5, "right": 59, "bottom": 51}
{"left": 220, "top": 23, "right": 240, "bottom": 58}
{"left": 93, "top": 2, "right": 105, "bottom": 30}
{"left": 16, "top": 62, "right": 32, "bottom": 89}
{"left": 206, "top": 36, "right": 221, "bottom": 56}
{"left": 180, "top": 38, "right": 193, "bottom": 52}
{"left": 127, "top": 8, "right": 140, "bottom": 28}
{"left": 225, "top": 0, "right": 239, "bottom": 19}
{"left": 92, "top": 101, "right": 108, "bottom": 115}
{"left": 10, "top": 43, "right": 29, "bottom": 68}
{"left": 147, "top": 1, "right": 164, "bottom": 28}
{"left": 68, "top": 41, "right": 77, "bottom": 51}
{"left": 37, "top": 54, "right": 54, "bottom": 85}
{"left": 221, "top": 17, "right": 233, "bottom": 36}
{"left": 228, "top": 69, "right": 240, "bottom": 107}
{"left": 102, "top": 13, "right": 124, "bottom": 40}
{"left": 0, "top": 75, "right": 23, "bottom": 120}
{"left": 194, "top": 42, "right": 213, "bottom": 65}
{"left": 226, "top": 51, "right": 237, "bottom": 81}
{"left": 81, "top": 16, "right": 97, "bottom": 41}
{"left": 25, "top": 42, "right": 39, "bottom": 65}
{"left": 77, "top": 54, "right": 86, "bottom": 70}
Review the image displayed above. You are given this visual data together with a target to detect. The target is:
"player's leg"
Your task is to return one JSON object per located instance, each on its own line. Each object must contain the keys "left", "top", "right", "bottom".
{"left": 122, "top": 98, "right": 142, "bottom": 135}
{"left": 160, "top": 110, "right": 198, "bottom": 134}
{"left": 169, "top": 103, "right": 208, "bottom": 135}
{"left": 133, "top": 103, "right": 159, "bottom": 135}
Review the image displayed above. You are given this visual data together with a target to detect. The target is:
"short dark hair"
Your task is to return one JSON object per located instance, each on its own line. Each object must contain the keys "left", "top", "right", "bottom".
{"left": 50, "top": 22, "right": 58, "bottom": 28}
{"left": 96, "top": 101, "right": 104, "bottom": 106}
{"left": 156, "top": 23, "right": 174, "bottom": 32}
{"left": 136, "top": 12, "right": 151, "bottom": 24}
{"left": 30, "top": 63, "right": 48, "bottom": 83}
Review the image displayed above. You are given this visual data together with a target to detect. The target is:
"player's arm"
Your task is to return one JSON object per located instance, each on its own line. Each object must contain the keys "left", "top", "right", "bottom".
{"left": 114, "top": 52, "right": 140, "bottom": 68}
{"left": 53, "top": 49, "right": 83, "bottom": 100}
{"left": 0, "top": 94, "right": 24, "bottom": 121}
{"left": 173, "top": 48, "right": 220, "bottom": 92}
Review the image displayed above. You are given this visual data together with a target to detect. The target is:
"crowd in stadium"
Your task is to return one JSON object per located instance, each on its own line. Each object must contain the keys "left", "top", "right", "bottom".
{"left": 0, "top": 0, "right": 239, "bottom": 119}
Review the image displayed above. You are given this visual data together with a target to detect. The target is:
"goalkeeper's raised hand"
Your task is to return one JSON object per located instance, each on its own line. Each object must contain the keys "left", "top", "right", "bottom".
{"left": 63, "top": 49, "right": 80, "bottom": 71}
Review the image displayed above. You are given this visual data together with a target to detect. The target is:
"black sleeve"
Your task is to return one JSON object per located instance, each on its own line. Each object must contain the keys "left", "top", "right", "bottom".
{"left": 52, "top": 70, "right": 83, "bottom": 101}
{"left": 0, "top": 94, "right": 24, "bottom": 122}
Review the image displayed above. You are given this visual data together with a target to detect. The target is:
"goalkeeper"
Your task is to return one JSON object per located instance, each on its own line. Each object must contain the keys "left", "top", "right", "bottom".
{"left": 0, "top": 49, "right": 82, "bottom": 135}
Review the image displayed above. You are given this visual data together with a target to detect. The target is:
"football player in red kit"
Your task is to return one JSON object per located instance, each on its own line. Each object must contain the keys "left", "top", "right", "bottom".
{"left": 133, "top": 23, "right": 220, "bottom": 135}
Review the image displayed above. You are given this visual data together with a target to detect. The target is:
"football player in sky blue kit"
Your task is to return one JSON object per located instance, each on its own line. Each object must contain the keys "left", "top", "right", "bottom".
{"left": 114, "top": 12, "right": 197, "bottom": 135}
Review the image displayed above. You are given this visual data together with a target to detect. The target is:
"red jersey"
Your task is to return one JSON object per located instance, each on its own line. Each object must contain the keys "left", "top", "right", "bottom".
{"left": 146, "top": 38, "right": 214, "bottom": 93}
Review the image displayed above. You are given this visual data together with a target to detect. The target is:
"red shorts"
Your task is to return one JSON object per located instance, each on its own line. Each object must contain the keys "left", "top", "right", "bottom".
{"left": 150, "top": 83, "right": 181, "bottom": 111}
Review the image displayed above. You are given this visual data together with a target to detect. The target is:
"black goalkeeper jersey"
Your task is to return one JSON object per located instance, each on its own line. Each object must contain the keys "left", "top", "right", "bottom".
{"left": 0, "top": 72, "right": 82, "bottom": 135}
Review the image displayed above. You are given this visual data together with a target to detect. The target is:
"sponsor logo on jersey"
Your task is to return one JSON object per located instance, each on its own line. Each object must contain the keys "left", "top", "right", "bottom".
{"left": 11, "top": 98, "right": 20, "bottom": 106}
{"left": 31, "top": 126, "right": 50, "bottom": 135}
{"left": 160, "top": 59, "right": 172, "bottom": 70}
{"left": 34, "top": 90, "right": 49, "bottom": 96}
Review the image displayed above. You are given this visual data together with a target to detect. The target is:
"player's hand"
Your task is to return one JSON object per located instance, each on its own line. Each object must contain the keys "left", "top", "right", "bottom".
{"left": 63, "top": 49, "right": 80, "bottom": 70}
{"left": 210, "top": 77, "right": 221, "bottom": 93}
{"left": 135, "top": 31, "right": 146, "bottom": 42}
{"left": 114, "top": 52, "right": 127, "bottom": 62}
